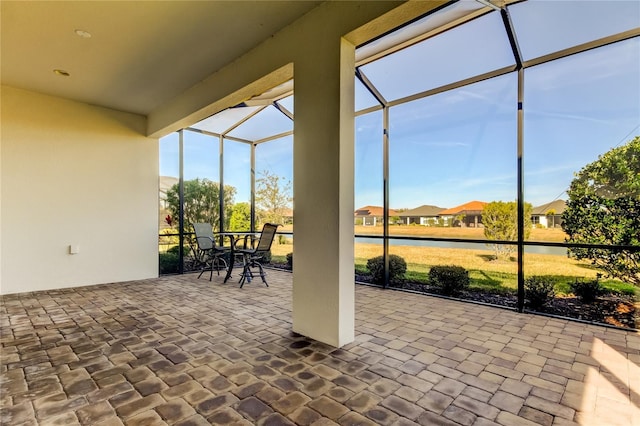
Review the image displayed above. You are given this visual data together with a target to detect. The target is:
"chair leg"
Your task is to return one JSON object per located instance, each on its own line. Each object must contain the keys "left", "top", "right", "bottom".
{"left": 240, "top": 266, "right": 251, "bottom": 288}
{"left": 214, "top": 257, "right": 228, "bottom": 276}
{"left": 256, "top": 263, "right": 268, "bottom": 287}
{"left": 239, "top": 255, "right": 250, "bottom": 288}
{"left": 196, "top": 251, "right": 226, "bottom": 281}
{"left": 207, "top": 256, "right": 214, "bottom": 281}
{"left": 206, "top": 255, "right": 221, "bottom": 281}
{"left": 238, "top": 255, "right": 269, "bottom": 288}
{"left": 245, "top": 265, "right": 254, "bottom": 285}
{"left": 198, "top": 256, "right": 211, "bottom": 280}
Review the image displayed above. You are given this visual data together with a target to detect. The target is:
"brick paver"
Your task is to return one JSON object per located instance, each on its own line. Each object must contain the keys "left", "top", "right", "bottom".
{"left": 1, "top": 270, "right": 638, "bottom": 425}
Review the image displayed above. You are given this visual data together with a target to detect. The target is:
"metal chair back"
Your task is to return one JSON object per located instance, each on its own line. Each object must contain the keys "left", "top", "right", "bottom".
{"left": 255, "top": 223, "right": 279, "bottom": 253}
{"left": 192, "top": 223, "right": 215, "bottom": 250}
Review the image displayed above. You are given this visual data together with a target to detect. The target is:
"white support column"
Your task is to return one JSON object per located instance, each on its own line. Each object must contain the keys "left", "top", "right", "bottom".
{"left": 292, "top": 38, "right": 355, "bottom": 347}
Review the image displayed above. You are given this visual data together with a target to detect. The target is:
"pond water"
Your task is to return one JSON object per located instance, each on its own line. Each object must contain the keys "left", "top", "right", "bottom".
{"left": 355, "top": 237, "right": 567, "bottom": 256}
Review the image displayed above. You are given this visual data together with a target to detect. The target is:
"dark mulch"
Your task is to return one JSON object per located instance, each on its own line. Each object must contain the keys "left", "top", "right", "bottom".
{"left": 270, "top": 265, "right": 638, "bottom": 330}
{"left": 539, "top": 294, "right": 638, "bottom": 329}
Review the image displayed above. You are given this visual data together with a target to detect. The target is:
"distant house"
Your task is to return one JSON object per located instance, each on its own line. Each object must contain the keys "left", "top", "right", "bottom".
{"left": 438, "top": 200, "right": 488, "bottom": 227}
{"left": 398, "top": 205, "right": 446, "bottom": 226}
{"left": 282, "top": 208, "right": 294, "bottom": 225}
{"left": 354, "top": 205, "right": 399, "bottom": 226}
{"left": 531, "top": 199, "right": 566, "bottom": 228}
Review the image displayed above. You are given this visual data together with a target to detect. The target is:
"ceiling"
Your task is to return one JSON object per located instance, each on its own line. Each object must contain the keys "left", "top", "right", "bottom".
{"left": 0, "top": 1, "right": 322, "bottom": 116}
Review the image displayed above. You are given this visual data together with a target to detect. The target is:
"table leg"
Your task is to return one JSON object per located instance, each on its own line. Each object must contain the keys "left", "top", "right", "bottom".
{"left": 223, "top": 235, "right": 235, "bottom": 283}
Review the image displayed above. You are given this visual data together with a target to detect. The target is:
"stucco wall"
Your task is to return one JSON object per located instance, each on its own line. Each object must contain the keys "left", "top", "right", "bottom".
{"left": 1, "top": 86, "right": 158, "bottom": 294}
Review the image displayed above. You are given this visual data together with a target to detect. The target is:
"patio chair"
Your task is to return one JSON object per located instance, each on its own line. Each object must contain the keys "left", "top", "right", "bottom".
{"left": 237, "top": 223, "right": 279, "bottom": 288}
{"left": 192, "top": 223, "right": 229, "bottom": 281}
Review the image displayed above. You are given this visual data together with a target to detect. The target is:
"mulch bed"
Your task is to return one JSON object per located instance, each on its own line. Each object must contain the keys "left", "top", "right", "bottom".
{"left": 384, "top": 278, "right": 638, "bottom": 330}
{"left": 539, "top": 294, "right": 638, "bottom": 329}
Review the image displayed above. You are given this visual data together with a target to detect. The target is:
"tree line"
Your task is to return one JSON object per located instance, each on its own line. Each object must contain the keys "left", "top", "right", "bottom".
{"left": 164, "top": 170, "right": 292, "bottom": 232}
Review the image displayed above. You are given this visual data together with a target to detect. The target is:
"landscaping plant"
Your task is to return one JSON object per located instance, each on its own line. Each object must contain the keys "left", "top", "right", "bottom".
{"left": 570, "top": 276, "right": 605, "bottom": 304}
{"left": 524, "top": 276, "right": 556, "bottom": 310}
{"left": 159, "top": 245, "right": 181, "bottom": 274}
{"left": 366, "top": 254, "right": 407, "bottom": 285}
{"left": 429, "top": 265, "right": 469, "bottom": 296}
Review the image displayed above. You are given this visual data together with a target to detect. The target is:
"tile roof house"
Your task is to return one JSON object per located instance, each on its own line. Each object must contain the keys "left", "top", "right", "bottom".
{"left": 282, "top": 208, "right": 294, "bottom": 224}
{"left": 354, "top": 205, "right": 399, "bottom": 226}
{"left": 438, "top": 200, "right": 488, "bottom": 227}
{"left": 397, "top": 204, "right": 446, "bottom": 225}
{"left": 531, "top": 199, "right": 566, "bottom": 228}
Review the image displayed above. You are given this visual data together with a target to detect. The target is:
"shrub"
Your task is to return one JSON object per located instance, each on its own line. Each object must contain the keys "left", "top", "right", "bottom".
{"left": 429, "top": 265, "right": 469, "bottom": 296}
{"left": 167, "top": 245, "right": 191, "bottom": 256}
{"left": 524, "top": 276, "right": 555, "bottom": 309}
{"left": 366, "top": 255, "right": 407, "bottom": 285}
{"left": 286, "top": 252, "right": 293, "bottom": 268}
{"left": 570, "top": 277, "right": 605, "bottom": 303}
{"left": 260, "top": 250, "right": 272, "bottom": 264}
{"left": 159, "top": 252, "right": 180, "bottom": 274}
{"left": 278, "top": 235, "right": 289, "bottom": 245}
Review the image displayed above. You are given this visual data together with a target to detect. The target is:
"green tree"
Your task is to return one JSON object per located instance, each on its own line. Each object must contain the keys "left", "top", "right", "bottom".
{"left": 483, "top": 201, "right": 532, "bottom": 260}
{"left": 166, "top": 178, "right": 236, "bottom": 232}
{"left": 255, "top": 170, "right": 292, "bottom": 226}
{"left": 562, "top": 137, "right": 640, "bottom": 286}
{"left": 229, "top": 202, "right": 251, "bottom": 231}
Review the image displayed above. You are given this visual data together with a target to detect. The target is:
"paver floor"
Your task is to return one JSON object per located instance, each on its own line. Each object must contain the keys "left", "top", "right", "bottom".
{"left": 1, "top": 270, "right": 638, "bottom": 425}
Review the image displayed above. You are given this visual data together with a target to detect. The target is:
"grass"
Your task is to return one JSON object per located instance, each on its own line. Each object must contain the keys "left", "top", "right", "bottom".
{"left": 354, "top": 242, "right": 635, "bottom": 295}
{"left": 357, "top": 259, "right": 515, "bottom": 294}
{"left": 188, "top": 226, "right": 635, "bottom": 297}
{"left": 273, "top": 241, "right": 634, "bottom": 296}
{"left": 354, "top": 224, "right": 568, "bottom": 243}
{"left": 554, "top": 277, "right": 637, "bottom": 296}
{"left": 342, "top": 256, "right": 636, "bottom": 297}
{"left": 356, "top": 244, "right": 574, "bottom": 276}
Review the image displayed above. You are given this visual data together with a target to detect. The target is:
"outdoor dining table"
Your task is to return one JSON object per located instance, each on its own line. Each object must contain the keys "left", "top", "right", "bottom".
{"left": 215, "top": 231, "right": 261, "bottom": 283}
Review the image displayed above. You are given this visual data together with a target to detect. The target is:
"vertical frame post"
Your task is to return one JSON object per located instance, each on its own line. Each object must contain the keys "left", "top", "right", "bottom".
{"left": 178, "top": 129, "right": 185, "bottom": 274}
{"left": 251, "top": 143, "right": 256, "bottom": 233}
{"left": 517, "top": 68, "right": 525, "bottom": 312}
{"left": 383, "top": 106, "right": 390, "bottom": 288}
{"left": 219, "top": 135, "right": 225, "bottom": 234}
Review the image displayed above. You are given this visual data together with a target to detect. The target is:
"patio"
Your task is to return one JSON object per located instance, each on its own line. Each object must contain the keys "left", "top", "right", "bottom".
{"left": 1, "top": 270, "right": 638, "bottom": 426}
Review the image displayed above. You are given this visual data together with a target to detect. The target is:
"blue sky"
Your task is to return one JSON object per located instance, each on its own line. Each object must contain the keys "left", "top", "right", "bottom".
{"left": 161, "top": 2, "right": 639, "bottom": 211}
{"left": 354, "top": 37, "right": 639, "bottom": 209}
{"left": 160, "top": 132, "right": 292, "bottom": 204}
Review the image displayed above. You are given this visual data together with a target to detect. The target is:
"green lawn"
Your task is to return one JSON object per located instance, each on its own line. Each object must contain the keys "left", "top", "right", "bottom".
{"left": 243, "top": 240, "right": 638, "bottom": 298}
{"left": 352, "top": 260, "right": 636, "bottom": 297}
